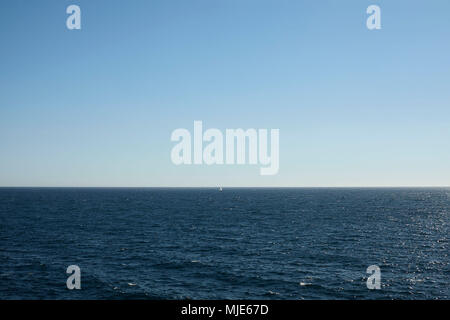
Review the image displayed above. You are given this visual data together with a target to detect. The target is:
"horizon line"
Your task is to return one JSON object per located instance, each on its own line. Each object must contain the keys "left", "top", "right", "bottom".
{"left": 0, "top": 186, "right": 449, "bottom": 189}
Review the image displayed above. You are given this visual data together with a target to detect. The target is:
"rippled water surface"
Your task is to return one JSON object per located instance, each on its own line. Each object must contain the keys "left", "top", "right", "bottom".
{"left": 0, "top": 188, "right": 448, "bottom": 299}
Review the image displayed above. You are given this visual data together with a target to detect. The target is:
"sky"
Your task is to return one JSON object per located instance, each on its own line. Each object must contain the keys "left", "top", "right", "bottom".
{"left": 0, "top": 0, "right": 449, "bottom": 187}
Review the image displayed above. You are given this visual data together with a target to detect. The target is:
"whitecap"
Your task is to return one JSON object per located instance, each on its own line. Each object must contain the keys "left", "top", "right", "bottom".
{"left": 299, "top": 282, "right": 312, "bottom": 286}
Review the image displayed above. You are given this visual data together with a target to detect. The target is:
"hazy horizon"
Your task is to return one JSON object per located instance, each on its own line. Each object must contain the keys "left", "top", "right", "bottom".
{"left": 1, "top": 185, "right": 449, "bottom": 188}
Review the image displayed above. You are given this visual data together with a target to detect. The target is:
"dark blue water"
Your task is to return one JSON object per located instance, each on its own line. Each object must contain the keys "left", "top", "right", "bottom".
{"left": 0, "top": 188, "right": 448, "bottom": 299}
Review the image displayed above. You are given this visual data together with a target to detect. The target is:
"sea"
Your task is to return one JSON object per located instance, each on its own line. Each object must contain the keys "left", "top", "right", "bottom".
{"left": 0, "top": 187, "right": 448, "bottom": 299}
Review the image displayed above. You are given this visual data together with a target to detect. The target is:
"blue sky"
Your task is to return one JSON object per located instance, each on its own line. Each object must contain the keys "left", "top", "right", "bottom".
{"left": 0, "top": 0, "right": 449, "bottom": 187}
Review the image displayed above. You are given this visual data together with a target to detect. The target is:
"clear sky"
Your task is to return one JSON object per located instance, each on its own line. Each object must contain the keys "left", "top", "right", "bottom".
{"left": 0, "top": 0, "right": 449, "bottom": 187}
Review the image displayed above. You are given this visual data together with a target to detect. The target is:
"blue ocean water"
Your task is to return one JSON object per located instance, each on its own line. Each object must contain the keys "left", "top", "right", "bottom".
{"left": 0, "top": 188, "right": 448, "bottom": 299}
